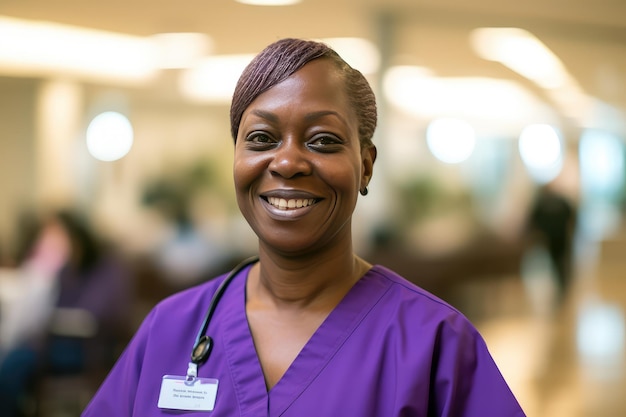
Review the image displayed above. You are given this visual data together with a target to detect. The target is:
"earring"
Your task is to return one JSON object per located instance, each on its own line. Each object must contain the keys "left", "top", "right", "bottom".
{"left": 360, "top": 186, "right": 369, "bottom": 196}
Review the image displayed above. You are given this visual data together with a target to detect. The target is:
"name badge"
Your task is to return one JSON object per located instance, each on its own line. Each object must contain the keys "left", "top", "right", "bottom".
{"left": 158, "top": 375, "right": 219, "bottom": 411}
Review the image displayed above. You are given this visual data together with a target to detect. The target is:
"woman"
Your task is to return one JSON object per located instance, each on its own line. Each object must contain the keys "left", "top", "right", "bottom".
{"left": 83, "top": 38, "right": 525, "bottom": 416}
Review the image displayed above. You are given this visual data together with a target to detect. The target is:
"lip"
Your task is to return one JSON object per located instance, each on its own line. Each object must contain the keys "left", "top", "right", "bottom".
{"left": 260, "top": 189, "right": 323, "bottom": 220}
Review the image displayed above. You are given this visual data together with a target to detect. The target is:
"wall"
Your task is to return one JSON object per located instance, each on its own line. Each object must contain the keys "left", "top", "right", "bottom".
{"left": 0, "top": 77, "right": 37, "bottom": 263}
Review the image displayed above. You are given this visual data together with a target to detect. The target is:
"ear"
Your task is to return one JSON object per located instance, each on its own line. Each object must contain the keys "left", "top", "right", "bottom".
{"left": 360, "top": 145, "right": 377, "bottom": 189}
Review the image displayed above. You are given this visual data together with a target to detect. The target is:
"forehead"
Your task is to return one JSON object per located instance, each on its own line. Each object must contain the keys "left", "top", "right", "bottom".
{"left": 244, "top": 59, "right": 352, "bottom": 117}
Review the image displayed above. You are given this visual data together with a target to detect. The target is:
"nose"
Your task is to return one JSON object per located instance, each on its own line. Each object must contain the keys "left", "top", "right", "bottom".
{"left": 268, "top": 138, "right": 312, "bottom": 179}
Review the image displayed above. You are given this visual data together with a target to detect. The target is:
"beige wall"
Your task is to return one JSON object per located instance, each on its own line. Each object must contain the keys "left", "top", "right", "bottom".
{"left": 0, "top": 77, "right": 37, "bottom": 262}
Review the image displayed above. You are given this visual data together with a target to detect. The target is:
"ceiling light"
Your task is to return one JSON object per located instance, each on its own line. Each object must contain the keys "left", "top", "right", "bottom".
{"left": 470, "top": 28, "right": 595, "bottom": 123}
{"left": 320, "top": 37, "right": 380, "bottom": 74}
{"left": 179, "top": 54, "right": 255, "bottom": 103}
{"left": 0, "top": 15, "right": 158, "bottom": 84}
{"left": 383, "top": 66, "right": 555, "bottom": 132}
{"left": 470, "top": 27, "right": 569, "bottom": 89}
{"left": 151, "top": 32, "right": 213, "bottom": 69}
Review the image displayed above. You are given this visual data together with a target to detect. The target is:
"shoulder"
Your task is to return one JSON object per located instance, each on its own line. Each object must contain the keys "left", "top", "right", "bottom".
{"left": 365, "top": 265, "right": 482, "bottom": 340}
{"left": 366, "top": 266, "right": 526, "bottom": 411}
{"left": 367, "top": 265, "right": 467, "bottom": 317}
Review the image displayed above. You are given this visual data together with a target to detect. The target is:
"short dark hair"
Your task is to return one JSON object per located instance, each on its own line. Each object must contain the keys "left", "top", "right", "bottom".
{"left": 229, "top": 38, "right": 377, "bottom": 149}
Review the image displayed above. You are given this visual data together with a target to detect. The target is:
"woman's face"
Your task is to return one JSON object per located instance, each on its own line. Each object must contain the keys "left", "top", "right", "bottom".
{"left": 234, "top": 58, "right": 375, "bottom": 256}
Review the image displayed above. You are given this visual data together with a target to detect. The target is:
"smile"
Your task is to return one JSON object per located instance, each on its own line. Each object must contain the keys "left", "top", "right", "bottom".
{"left": 267, "top": 197, "right": 317, "bottom": 210}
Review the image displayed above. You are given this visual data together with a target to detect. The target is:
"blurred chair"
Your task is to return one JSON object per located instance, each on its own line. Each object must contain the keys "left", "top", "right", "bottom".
{"left": 33, "top": 306, "right": 132, "bottom": 417}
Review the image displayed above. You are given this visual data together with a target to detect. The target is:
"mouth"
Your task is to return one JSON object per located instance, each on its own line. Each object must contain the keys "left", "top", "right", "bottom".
{"left": 264, "top": 196, "right": 319, "bottom": 210}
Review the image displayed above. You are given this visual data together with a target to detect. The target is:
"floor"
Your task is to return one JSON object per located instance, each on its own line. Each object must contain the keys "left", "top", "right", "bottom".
{"left": 468, "top": 236, "right": 626, "bottom": 417}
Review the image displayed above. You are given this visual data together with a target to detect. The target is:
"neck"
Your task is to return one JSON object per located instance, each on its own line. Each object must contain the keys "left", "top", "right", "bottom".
{"left": 248, "top": 246, "right": 370, "bottom": 311}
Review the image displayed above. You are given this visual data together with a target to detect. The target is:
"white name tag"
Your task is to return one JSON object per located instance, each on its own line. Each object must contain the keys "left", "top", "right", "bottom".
{"left": 158, "top": 375, "right": 219, "bottom": 411}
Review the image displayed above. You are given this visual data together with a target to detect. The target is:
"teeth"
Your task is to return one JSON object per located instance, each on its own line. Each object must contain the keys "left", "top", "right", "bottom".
{"left": 268, "top": 197, "right": 316, "bottom": 210}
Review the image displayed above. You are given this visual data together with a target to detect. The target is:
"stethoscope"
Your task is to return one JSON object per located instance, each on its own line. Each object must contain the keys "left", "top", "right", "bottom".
{"left": 186, "top": 255, "right": 259, "bottom": 381}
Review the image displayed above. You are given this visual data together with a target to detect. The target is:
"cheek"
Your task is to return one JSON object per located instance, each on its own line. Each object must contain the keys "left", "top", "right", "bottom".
{"left": 233, "top": 151, "right": 263, "bottom": 190}
{"left": 232, "top": 159, "right": 249, "bottom": 191}
{"left": 319, "top": 157, "right": 362, "bottom": 195}
{"left": 233, "top": 160, "right": 254, "bottom": 217}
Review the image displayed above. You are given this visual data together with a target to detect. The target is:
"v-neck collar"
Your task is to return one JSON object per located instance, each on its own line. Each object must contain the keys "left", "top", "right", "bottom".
{"left": 221, "top": 264, "right": 392, "bottom": 416}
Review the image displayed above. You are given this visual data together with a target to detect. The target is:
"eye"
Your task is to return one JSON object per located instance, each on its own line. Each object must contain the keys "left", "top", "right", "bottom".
{"left": 245, "top": 131, "right": 277, "bottom": 149}
{"left": 308, "top": 134, "right": 344, "bottom": 152}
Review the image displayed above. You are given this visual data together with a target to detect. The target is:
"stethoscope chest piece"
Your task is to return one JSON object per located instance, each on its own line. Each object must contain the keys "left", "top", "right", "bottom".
{"left": 191, "top": 335, "right": 213, "bottom": 365}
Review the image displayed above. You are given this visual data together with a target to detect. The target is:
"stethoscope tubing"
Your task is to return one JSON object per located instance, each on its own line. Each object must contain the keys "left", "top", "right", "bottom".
{"left": 190, "top": 255, "right": 259, "bottom": 365}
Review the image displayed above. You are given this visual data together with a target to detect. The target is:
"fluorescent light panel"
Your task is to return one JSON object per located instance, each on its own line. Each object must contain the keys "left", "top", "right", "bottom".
{"left": 179, "top": 54, "right": 255, "bottom": 103}
{"left": 0, "top": 16, "right": 161, "bottom": 83}
{"left": 383, "top": 67, "right": 552, "bottom": 124}
{"left": 0, "top": 16, "right": 213, "bottom": 83}
{"left": 470, "top": 27, "right": 569, "bottom": 89}
{"left": 151, "top": 32, "right": 213, "bottom": 69}
{"left": 470, "top": 27, "right": 592, "bottom": 122}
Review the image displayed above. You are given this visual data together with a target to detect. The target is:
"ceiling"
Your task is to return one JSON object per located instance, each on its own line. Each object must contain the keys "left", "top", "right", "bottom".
{"left": 1, "top": 0, "right": 625, "bottom": 129}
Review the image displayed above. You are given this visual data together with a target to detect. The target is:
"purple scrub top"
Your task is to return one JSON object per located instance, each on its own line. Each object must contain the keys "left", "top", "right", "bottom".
{"left": 82, "top": 263, "right": 526, "bottom": 416}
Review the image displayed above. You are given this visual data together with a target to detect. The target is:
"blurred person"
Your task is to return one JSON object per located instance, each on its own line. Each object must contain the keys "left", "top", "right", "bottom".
{"left": 153, "top": 213, "right": 230, "bottom": 290}
{"left": 0, "top": 212, "right": 69, "bottom": 356}
{"left": 83, "top": 38, "right": 525, "bottom": 416}
{"left": 141, "top": 171, "right": 234, "bottom": 290}
{"left": 44, "top": 211, "right": 133, "bottom": 374}
{"left": 0, "top": 210, "right": 132, "bottom": 417}
{"left": 526, "top": 183, "right": 577, "bottom": 305}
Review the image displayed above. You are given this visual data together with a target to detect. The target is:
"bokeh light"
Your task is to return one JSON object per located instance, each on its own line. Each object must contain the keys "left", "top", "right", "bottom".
{"left": 426, "top": 118, "right": 476, "bottom": 164}
{"left": 580, "top": 129, "right": 625, "bottom": 197}
{"left": 518, "top": 123, "right": 563, "bottom": 183}
{"left": 86, "top": 111, "right": 134, "bottom": 162}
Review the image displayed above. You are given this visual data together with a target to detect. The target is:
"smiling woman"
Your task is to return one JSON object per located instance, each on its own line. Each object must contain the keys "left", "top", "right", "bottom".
{"left": 232, "top": 57, "right": 373, "bottom": 257}
{"left": 82, "top": 38, "right": 527, "bottom": 417}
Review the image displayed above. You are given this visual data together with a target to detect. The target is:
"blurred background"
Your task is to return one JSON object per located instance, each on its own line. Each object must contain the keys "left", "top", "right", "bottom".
{"left": 0, "top": 0, "right": 625, "bottom": 416}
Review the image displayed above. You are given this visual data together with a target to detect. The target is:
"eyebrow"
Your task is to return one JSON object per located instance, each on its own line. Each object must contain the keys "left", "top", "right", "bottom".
{"left": 304, "top": 110, "right": 348, "bottom": 125}
{"left": 249, "top": 109, "right": 349, "bottom": 126}
{"left": 249, "top": 109, "right": 278, "bottom": 123}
